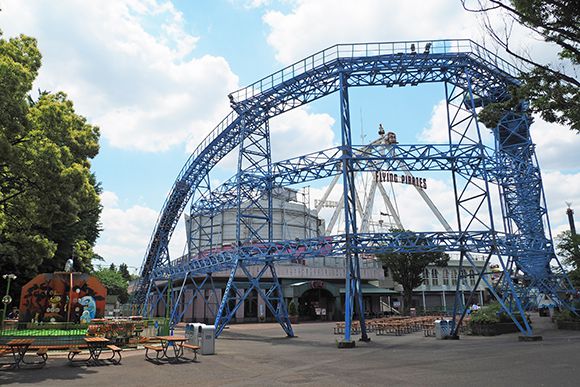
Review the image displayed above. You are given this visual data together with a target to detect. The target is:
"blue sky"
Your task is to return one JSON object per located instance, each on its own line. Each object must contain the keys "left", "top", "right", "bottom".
{"left": 1, "top": 0, "right": 578, "bottom": 273}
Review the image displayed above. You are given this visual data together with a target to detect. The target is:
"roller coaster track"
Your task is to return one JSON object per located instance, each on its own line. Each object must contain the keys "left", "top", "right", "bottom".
{"left": 134, "top": 39, "right": 575, "bottom": 339}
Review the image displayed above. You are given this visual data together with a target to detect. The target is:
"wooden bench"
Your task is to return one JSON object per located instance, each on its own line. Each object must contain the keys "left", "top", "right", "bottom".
{"left": 144, "top": 345, "right": 164, "bottom": 363}
{"left": 105, "top": 345, "right": 122, "bottom": 365}
{"left": 181, "top": 343, "right": 200, "bottom": 362}
{"left": 34, "top": 347, "right": 48, "bottom": 366}
{"left": 67, "top": 348, "right": 84, "bottom": 363}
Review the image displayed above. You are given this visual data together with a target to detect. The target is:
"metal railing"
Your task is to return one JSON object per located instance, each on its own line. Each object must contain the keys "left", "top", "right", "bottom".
{"left": 229, "top": 39, "right": 520, "bottom": 102}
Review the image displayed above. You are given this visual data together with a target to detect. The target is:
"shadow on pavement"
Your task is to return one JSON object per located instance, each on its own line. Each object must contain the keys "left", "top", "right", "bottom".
{"left": 0, "top": 359, "right": 100, "bottom": 385}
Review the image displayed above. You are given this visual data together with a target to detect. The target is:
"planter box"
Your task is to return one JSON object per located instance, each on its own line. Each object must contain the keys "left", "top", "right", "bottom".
{"left": 470, "top": 322, "right": 524, "bottom": 336}
{"left": 556, "top": 320, "right": 580, "bottom": 330}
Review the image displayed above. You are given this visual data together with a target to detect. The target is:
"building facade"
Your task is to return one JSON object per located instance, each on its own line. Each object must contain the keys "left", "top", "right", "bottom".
{"left": 147, "top": 189, "right": 490, "bottom": 323}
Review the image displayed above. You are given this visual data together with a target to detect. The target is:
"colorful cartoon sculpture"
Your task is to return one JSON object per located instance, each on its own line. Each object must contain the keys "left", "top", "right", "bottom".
{"left": 19, "top": 272, "right": 106, "bottom": 323}
{"left": 79, "top": 295, "right": 97, "bottom": 323}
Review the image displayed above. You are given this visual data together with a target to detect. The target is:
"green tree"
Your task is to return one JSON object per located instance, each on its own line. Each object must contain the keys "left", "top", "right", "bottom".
{"left": 118, "top": 263, "right": 132, "bottom": 282}
{"left": 556, "top": 230, "right": 580, "bottom": 287}
{"left": 377, "top": 231, "right": 449, "bottom": 313}
{"left": 0, "top": 31, "right": 101, "bottom": 298}
{"left": 94, "top": 268, "right": 129, "bottom": 304}
{"left": 556, "top": 230, "right": 580, "bottom": 268}
{"left": 461, "top": 0, "right": 579, "bottom": 131}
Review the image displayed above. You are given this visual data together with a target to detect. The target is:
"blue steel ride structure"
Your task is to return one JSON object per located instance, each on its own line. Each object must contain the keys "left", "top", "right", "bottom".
{"left": 133, "top": 39, "right": 576, "bottom": 344}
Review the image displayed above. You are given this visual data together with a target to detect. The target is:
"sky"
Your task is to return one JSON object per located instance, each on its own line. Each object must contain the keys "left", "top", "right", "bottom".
{"left": 0, "top": 0, "right": 578, "bottom": 274}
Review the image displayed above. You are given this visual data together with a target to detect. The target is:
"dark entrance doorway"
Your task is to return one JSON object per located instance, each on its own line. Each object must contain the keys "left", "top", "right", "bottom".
{"left": 299, "top": 288, "right": 335, "bottom": 321}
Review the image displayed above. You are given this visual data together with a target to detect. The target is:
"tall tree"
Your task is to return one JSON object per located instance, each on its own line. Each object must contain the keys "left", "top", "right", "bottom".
{"left": 377, "top": 231, "right": 449, "bottom": 313}
{"left": 556, "top": 230, "right": 580, "bottom": 268}
{"left": 94, "top": 268, "right": 129, "bottom": 304}
{"left": 556, "top": 230, "right": 580, "bottom": 287}
{"left": 461, "top": 0, "right": 579, "bottom": 131}
{"left": 0, "top": 31, "right": 101, "bottom": 299}
{"left": 118, "top": 263, "right": 132, "bottom": 282}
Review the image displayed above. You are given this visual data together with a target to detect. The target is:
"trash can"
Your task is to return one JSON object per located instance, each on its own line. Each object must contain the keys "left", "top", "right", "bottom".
{"left": 186, "top": 323, "right": 204, "bottom": 346}
{"left": 434, "top": 319, "right": 450, "bottom": 339}
{"left": 185, "top": 323, "right": 195, "bottom": 344}
{"left": 200, "top": 324, "right": 216, "bottom": 355}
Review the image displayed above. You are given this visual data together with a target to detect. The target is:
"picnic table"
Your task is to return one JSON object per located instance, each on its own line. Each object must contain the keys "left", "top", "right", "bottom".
{"left": 84, "top": 337, "right": 110, "bottom": 364}
{"left": 68, "top": 337, "right": 122, "bottom": 366}
{"left": 0, "top": 338, "right": 47, "bottom": 369}
{"left": 145, "top": 336, "right": 199, "bottom": 363}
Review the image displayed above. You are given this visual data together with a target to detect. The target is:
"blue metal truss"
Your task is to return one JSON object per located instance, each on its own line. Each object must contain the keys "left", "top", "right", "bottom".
{"left": 135, "top": 39, "right": 574, "bottom": 342}
{"left": 190, "top": 144, "right": 498, "bottom": 219}
{"left": 211, "top": 116, "right": 293, "bottom": 336}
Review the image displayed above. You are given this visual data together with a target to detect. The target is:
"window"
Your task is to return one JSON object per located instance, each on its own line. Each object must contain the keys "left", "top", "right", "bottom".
{"left": 423, "top": 269, "right": 429, "bottom": 285}
{"left": 443, "top": 269, "right": 449, "bottom": 286}
{"left": 451, "top": 269, "right": 458, "bottom": 286}
{"left": 469, "top": 270, "right": 476, "bottom": 286}
{"left": 431, "top": 269, "right": 439, "bottom": 286}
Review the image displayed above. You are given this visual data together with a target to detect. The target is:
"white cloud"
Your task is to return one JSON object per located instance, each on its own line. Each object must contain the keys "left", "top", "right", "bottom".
{"left": 100, "top": 191, "right": 120, "bottom": 208}
{"left": 418, "top": 99, "right": 495, "bottom": 145}
{"left": 0, "top": 0, "right": 238, "bottom": 152}
{"left": 95, "top": 191, "right": 187, "bottom": 270}
{"left": 270, "top": 107, "right": 336, "bottom": 161}
{"left": 532, "top": 119, "right": 580, "bottom": 172}
{"left": 211, "top": 106, "right": 336, "bottom": 173}
{"left": 262, "top": 0, "right": 569, "bottom": 79}
{"left": 543, "top": 171, "right": 580, "bottom": 234}
{"left": 418, "top": 100, "right": 448, "bottom": 143}
{"left": 263, "top": 0, "right": 474, "bottom": 64}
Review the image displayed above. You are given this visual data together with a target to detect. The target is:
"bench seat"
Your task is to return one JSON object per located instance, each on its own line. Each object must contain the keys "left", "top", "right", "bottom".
{"left": 105, "top": 345, "right": 123, "bottom": 364}
{"left": 181, "top": 343, "right": 200, "bottom": 362}
{"left": 144, "top": 345, "right": 164, "bottom": 363}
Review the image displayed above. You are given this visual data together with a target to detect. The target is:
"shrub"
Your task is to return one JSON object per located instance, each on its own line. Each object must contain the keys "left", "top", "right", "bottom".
{"left": 288, "top": 301, "right": 298, "bottom": 316}
{"left": 470, "top": 301, "right": 529, "bottom": 325}
{"left": 470, "top": 303, "right": 500, "bottom": 325}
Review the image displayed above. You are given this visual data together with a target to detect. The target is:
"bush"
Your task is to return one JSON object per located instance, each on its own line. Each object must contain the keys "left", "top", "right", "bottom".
{"left": 470, "top": 301, "right": 529, "bottom": 325}
{"left": 554, "top": 309, "right": 580, "bottom": 322}
{"left": 470, "top": 303, "right": 500, "bottom": 325}
{"left": 288, "top": 301, "right": 298, "bottom": 316}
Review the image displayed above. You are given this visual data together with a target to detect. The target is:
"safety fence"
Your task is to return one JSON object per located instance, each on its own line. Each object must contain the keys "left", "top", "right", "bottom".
{"left": 334, "top": 315, "right": 471, "bottom": 337}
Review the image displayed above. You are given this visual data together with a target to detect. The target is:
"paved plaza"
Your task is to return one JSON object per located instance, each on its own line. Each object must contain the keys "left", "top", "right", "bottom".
{"left": 1, "top": 314, "right": 579, "bottom": 387}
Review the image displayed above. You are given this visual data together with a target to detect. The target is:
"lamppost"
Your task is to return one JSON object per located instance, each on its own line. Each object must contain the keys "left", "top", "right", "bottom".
{"left": 2, "top": 273, "right": 17, "bottom": 326}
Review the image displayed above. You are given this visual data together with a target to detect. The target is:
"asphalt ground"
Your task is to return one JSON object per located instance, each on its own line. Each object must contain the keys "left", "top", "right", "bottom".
{"left": 1, "top": 314, "right": 579, "bottom": 387}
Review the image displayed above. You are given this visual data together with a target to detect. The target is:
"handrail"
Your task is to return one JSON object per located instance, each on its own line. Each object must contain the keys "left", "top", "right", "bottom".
{"left": 229, "top": 39, "right": 520, "bottom": 102}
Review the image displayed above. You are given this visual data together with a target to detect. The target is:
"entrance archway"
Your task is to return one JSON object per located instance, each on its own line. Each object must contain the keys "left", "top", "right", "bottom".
{"left": 299, "top": 288, "right": 335, "bottom": 321}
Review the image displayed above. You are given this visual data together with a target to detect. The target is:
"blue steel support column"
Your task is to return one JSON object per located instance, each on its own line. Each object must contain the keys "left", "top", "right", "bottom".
{"left": 214, "top": 260, "right": 240, "bottom": 336}
{"left": 189, "top": 174, "right": 214, "bottom": 257}
{"left": 444, "top": 80, "right": 467, "bottom": 335}
{"left": 494, "top": 104, "right": 576, "bottom": 315}
{"left": 338, "top": 71, "right": 368, "bottom": 347}
{"left": 214, "top": 117, "right": 293, "bottom": 336}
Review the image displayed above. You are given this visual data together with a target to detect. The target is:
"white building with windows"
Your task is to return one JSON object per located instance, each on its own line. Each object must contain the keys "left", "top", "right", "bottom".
{"left": 379, "top": 253, "right": 489, "bottom": 313}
